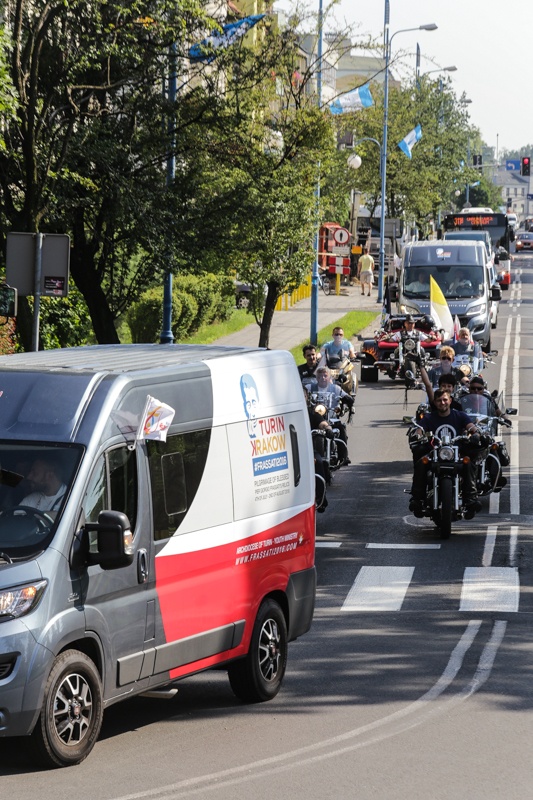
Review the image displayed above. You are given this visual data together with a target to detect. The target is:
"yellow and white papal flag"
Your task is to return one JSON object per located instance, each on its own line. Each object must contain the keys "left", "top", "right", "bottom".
{"left": 429, "top": 276, "right": 454, "bottom": 340}
{"left": 137, "top": 395, "right": 175, "bottom": 442}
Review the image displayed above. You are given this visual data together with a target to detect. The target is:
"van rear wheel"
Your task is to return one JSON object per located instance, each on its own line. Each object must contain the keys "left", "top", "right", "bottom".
{"left": 228, "top": 599, "right": 287, "bottom": 703}
{"left": 31, "top": 650, "right": 103, "bottom": 768}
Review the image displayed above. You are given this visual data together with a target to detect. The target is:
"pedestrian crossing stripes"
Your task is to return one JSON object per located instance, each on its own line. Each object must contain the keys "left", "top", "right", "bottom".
{"left": 340, "top": 565, "right": 520, "bottom": 614}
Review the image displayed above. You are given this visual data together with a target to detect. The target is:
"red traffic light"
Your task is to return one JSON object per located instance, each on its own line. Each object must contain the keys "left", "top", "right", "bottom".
{"left": 521, "top": 157, "right": 531, "bottom": 176}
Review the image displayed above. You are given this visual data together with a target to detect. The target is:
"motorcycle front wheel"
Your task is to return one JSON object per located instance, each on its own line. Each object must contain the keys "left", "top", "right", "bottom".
{"left": 438, "top": 477, "right": 453, "bottom": 539}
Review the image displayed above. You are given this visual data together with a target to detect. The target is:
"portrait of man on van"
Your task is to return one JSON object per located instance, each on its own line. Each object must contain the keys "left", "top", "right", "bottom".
{"left": 240, "top": 373, "right": 260, "bottom": 438}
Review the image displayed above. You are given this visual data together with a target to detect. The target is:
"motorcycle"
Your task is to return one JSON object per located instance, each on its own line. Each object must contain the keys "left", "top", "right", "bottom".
{"left": 455, "top": 390, "right": 516, "bottom": 496}
{"left": 394, "top": 332, "right": 428, "bottom": 388}
{"left": 407, "top": 423, "right": 479, "bottom": 539}
{"left": 308, "top": 392, "right": 351, "bottom": 472}
{"left": 311, "top": 430, "right": 329, "bottom": 513}
{"left": 326, "top": 353, "right": 358, "bottom": 399}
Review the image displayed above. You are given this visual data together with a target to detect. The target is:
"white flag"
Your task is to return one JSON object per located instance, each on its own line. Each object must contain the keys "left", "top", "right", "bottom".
{"left": 137, "top": 396, "right": 175, "bottom": 442}
{"left": 329, "top": 84, "right": 374, "bottom": 115}
{"left": 398, "top": 124, "right": 422, "bottom": 159}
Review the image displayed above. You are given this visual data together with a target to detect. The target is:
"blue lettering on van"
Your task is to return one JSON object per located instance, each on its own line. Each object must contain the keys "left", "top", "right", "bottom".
{"left": 253, "top": 453, "right": 288, "bottom": 474}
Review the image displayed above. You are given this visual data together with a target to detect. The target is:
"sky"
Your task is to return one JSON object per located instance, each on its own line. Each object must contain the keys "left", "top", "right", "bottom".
{"left": 283, "top": 0, "right": 531, "bottom": 157}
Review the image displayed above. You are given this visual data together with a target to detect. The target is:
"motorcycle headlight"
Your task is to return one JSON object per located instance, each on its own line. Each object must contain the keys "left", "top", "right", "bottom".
{"left": 459, "top": 364, "right": 472, "bottom": 376}
{"left": 466, "top": 303, "right": 486, "bottom": 317}
{"left": 314, "top": 404, "right": 327, "bottom": 417}
{"left": 404, "top": 338, "right": 416, "bottom": 352}
{"left": 0, "top": 580, "right": 47, "bottom": 620}
{"left": 438, "top": 446, "right": 455, "bottom": 462}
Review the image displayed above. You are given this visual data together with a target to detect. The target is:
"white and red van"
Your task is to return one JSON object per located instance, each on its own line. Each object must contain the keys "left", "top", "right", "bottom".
{"left": 0, "top": 345, "right": 316, "bottom": 767}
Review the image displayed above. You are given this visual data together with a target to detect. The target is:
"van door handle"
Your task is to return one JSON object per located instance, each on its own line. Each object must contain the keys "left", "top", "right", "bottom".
{"left": 137, "top": 549, "right": 148, "bottom": 584}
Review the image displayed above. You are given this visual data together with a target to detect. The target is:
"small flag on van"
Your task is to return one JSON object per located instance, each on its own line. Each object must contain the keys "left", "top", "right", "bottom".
{"left": 137, "top": 395, "right": 175, "bottom": 442}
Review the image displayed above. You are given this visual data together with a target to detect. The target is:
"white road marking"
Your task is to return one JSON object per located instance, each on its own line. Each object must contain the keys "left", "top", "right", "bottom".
{"left": 366, "top": 543, "right": 441, "bottom": 550}
{"left": 341, "top": 566, "right": 414, "bottom": 611}
{"left": 510, "top": 315, "right": 520, "bottom": 516}
{"left": 482, "top": 524, "right": 498, "bottom": 567}
{"left": 114, "top": 621, "right": 510, "bottom": 799}
{"left": 315, "top": 541, "right": 342, "bottom": 548}
{"left": 509, "top": 525, "right": 518, "bottom": 567}
{"left": 460, "top": 567, "right": 519, "bottom": 612}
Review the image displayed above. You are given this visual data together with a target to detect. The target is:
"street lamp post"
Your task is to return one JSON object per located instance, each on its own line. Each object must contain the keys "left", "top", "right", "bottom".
{"left": 379, "top": 3, "right": 437, "bottom": 304}
{"left": 310, "top": 0, "right": 323, "bottom": 346}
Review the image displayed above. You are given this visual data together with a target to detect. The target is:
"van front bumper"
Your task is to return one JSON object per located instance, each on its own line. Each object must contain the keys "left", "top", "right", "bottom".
{"left": 0, "top": 619, "right": 52, "bottom": 738}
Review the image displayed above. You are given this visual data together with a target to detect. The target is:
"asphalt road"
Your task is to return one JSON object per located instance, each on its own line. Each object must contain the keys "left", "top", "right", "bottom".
{"left": 3, "top": 255, "right": 533, "bottom": 799}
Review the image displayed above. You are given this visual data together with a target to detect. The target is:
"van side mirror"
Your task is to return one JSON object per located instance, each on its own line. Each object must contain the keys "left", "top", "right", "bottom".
{"left": 84, "top": 510, "right": 135, "bottom": 570}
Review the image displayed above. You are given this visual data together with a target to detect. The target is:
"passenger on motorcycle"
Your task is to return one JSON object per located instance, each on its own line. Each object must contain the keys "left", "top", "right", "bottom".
{"left": 419, "top": 366, "right": 462, "bottom": 410}
{"left": 319, "top": 327, "right": 356, "bottom": 367}
{"left": 298, "top": 344, "right": 319, "bottom": 385}
{"left": 427, "top": 346, "right": 462, "bottom": 386}
{"left": 308, "top": 366, "right": 353, "bottom": 462}
{"left": 409, "top": 389, "right": 481, "bottom": 519}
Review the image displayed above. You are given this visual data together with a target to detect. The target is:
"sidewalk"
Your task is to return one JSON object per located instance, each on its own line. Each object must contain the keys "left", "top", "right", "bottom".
{"left": 214, "top": 283, "right": 381, "bottom": 352}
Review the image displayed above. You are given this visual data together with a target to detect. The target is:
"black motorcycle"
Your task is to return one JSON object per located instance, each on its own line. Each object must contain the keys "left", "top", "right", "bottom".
{"left": 308, "top": 392, "right": 350, "bottom": 472}
{"left": 408, "top": 424, "right": 477, "bottom": 539}
{"left": 455, "top": 391, "right": 516, "bottom": 496}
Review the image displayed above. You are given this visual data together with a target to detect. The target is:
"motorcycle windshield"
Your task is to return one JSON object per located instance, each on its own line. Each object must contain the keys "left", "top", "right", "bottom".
{"left": 457, "top": 393, "right": 494, "bottom": 418}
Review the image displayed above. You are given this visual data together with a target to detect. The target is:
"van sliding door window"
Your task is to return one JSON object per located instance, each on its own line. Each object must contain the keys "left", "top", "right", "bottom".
{"left": 146, "top": 430, "right": 211, "bottom": 541}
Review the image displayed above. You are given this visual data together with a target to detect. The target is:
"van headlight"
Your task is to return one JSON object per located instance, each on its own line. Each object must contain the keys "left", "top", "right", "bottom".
{"left": 466, "top": 303, "right": 486, "bottom": 316}
{"left": 0, "top": 580, "right": 47, "bottom": 620}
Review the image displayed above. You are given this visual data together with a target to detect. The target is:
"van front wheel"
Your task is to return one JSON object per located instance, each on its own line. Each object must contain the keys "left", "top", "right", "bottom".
{"left": 31, "top": 650, "right": 103, "bottom": 768}
{"left": 228, "top": 599, "right": 287, "bottom": 703}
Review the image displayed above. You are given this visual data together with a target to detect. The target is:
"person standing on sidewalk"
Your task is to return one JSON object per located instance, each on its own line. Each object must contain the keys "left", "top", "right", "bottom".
{"left": 357, "top": 247, "right": 374, "bottom": 297}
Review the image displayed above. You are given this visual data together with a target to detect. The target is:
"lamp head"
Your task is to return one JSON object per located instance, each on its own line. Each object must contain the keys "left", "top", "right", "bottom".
{"left": 347, "top": 154, "right": 362, "bottom": 170}
{"left": 420, "top": 23, "right": 438, "bottom": 31}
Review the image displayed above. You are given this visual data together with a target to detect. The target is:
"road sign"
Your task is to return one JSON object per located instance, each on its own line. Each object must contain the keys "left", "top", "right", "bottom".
{"left": 527, "top": 194, "right": 533, "bottom": 200}
{"left": 332, "top": 245, "right": 350, "bottom": 256}
{"left": 506, "top": 159, "right": 520, "bottom": 171}
{"left": 333, "top": 227, "right": 350, "bottom": 245}
{"left": 6, "top": 233, "right": 70, "bottom": 297}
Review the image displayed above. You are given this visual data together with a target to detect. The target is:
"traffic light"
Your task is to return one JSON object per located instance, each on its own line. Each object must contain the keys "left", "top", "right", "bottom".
{"left": 521, "top": 156, "right": 530, "bottom": 176}
{"left": 473, "top": 154, "right": 483, "bottom": 171}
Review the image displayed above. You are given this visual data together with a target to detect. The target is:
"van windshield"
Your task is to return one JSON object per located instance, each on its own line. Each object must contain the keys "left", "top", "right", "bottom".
{"left": 403, "top": 266, "right": 485, "bottom": 300}
{"left": 0, "top": 443, "right": 82, "bottom": 560}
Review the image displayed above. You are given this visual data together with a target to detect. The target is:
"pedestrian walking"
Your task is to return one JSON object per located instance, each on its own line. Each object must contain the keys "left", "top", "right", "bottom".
{"left": 357, "top": 246, "right": 374, "bottom": 297}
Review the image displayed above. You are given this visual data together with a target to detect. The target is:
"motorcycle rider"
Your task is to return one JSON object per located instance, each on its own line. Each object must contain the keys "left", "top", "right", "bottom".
{"left": 319, "top": 327, "right": 356, "bottom": 367}
{"left": 387, "top": 314, "right": 431, "bottom": 343}
{"left": 308, "top": 366, "right": 353, "bottom": 463}
{"left": 298, "top": 344, "right": 319, "bottom": 385}
{"left": 458, "top": 375, "right": 511, "bottom": 491}
{"left": 409, "top": 388, "right": 481, "bottom": 519}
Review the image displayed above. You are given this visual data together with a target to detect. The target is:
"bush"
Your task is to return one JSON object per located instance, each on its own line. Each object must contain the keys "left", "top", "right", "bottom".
{"left": 172, "top": 290, "right": 198, "bottom": 341}
{"left": 128, "top": 287, "right": 182, "bottom": 343}
{"left": 127, "top": 273, "right": 234, "bottom": 343}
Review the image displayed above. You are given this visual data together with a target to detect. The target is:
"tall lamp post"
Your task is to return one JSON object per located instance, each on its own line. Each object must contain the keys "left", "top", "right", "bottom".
{"left": 310, "top": 0, "right": 323, "bottom": 346}
{"left": 379, "top": 5, "right": 437, "bottom": 303}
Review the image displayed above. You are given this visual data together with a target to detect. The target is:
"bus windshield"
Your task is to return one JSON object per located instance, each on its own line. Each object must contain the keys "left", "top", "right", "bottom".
{"left": 403, "top": 265, "right": 485, "bottom": 300}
